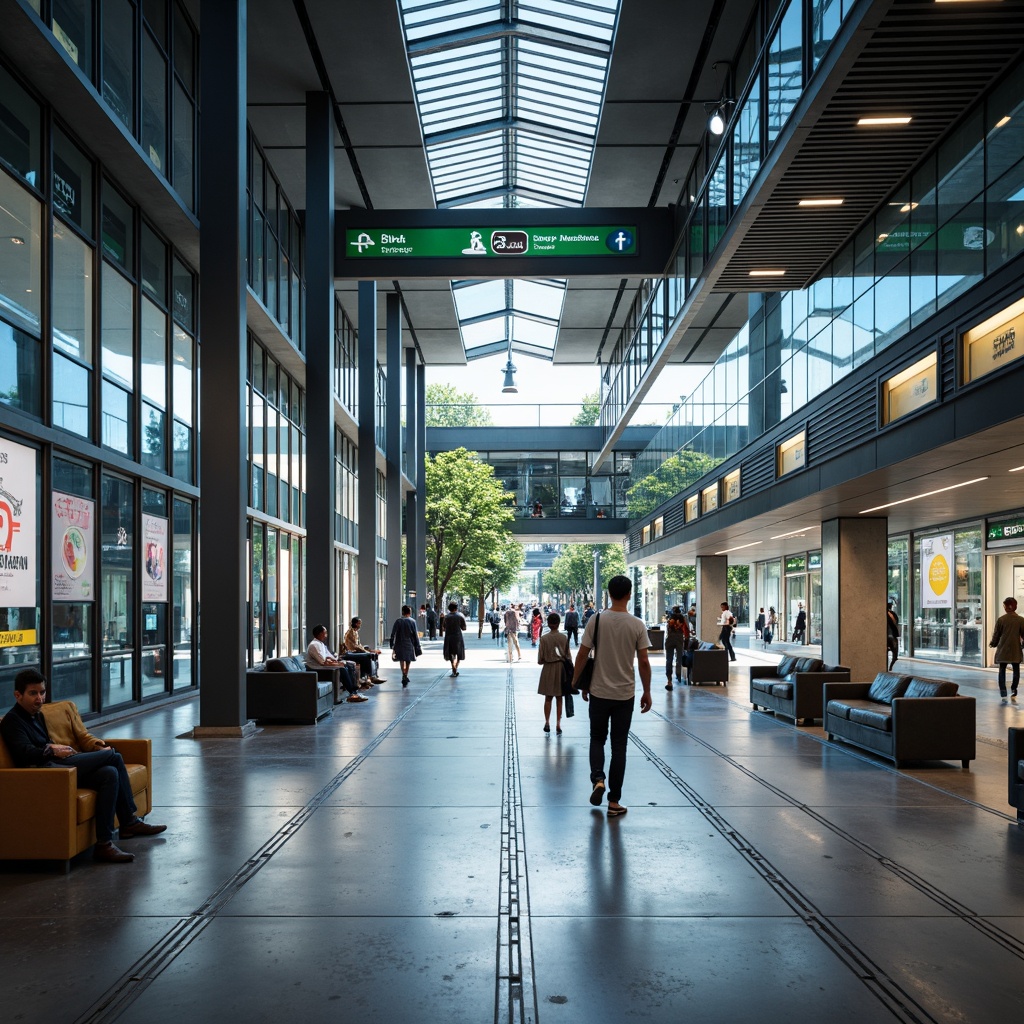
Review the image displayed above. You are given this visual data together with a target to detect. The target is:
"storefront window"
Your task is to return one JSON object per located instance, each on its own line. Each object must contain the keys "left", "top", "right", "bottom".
{"left": 887, "top": 536, "right": 910, "bottom": 655}
{"left": 101, "top": 474, "right": 135, "bottom": 708}
{"left": 172, "top": 497, "right": 192, "bottom": 688}
{"left": 0, "top": 65, "right": 42, "bottom": 189}
{"left": 913, "top": 527, "right": 982, "bottom": 665}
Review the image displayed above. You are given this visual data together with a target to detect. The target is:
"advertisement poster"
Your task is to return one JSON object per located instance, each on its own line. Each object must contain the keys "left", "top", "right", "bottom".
{"left": 142, "top": 514, "right": 169, "bottom": 602}
{"left": 0, "top": 437, "right": 37, "bottom": 613}
{"left": 52, "top": 492, "right": 95, "bottom": 601}
{"left": 921, "top": 533, "right": 954, "bottom": 609}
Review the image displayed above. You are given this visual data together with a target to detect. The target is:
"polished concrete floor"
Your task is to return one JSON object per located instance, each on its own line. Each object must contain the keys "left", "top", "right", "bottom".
{"left": 3, "top": 630, "right": 1024, "bottom": 1023}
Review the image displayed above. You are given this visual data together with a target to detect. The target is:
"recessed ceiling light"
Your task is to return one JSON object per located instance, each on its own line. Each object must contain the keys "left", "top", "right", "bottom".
{"left": 860, "top": 477, "right": 988, "bottom": 513}
{"left": 995, "top": 115, "right": 1012, "bottom": 129}
{"left": 770, "top": 529, "right": 809, "bottom": 540}
{"left": 1009, "top": 465, "right": 1024, "bottom": 472}
{"left": 714, "top": 541, "right": 762, "bottom": 555}
{"left": 798, "top": 198, "right": 844, "bottom": 207}
{"left": 857, "top": 116, "right": 912, "bottom": 126}
{"left": 1016, "top": 225, "right": 1024, "bottom": 236}
{"left": 750, "top": 269, "right": 786, "bottom": 277}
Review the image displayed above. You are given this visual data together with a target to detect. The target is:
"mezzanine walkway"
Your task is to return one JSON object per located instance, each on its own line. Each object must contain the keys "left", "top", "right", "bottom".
{"left": 2, "top": 632, "right": 1023, "bottom": 1023}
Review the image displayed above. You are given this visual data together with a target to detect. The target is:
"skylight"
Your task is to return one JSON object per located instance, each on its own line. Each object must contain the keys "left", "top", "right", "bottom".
{"left": 399, "top": 0, "right": 622, "bottom": 361}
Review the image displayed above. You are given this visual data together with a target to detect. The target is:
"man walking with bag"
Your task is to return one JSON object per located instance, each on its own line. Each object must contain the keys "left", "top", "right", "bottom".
{"left": 572, "top": 575, "right": 651, "bottom": 818}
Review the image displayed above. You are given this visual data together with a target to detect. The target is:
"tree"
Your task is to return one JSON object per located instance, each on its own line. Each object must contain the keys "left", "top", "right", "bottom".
{"left": 662, "top": 564, "right": 695, "bottom": 596}
{"left": 425, "top": 448, "right": 514, "bottom": 608}
{"left": 625, "top": 449, "right": 723, "bottom": 518}
{"left": 425, "top": 383, "right": 494, "bottom": 427}
{"left": 570, "top": 390, "right": 601, "bottom": 426}
{"left": 453, "top": 535, "right": 524, "bottom": 636}
{"left": 544, "top": 543, "right": 627, "bottom": 605}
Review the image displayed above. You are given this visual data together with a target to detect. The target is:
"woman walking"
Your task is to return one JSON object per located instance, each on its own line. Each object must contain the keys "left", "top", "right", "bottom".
{"left": 537, "top": 612, "right": 569, "bottom": 733}
{"left": 389, "top": 605, "right": 422, "bottom": 687}
{"left": 530, "top": 607, "right": 543, "bottom": 647}
{"left": 442, "top": 601, "right": 467, "bottom": 676}
{"left": 990, "top": 596, "right": 1024, "bottom": 700}
{"left": 886, "top": 601, "right": 900, "bottom": 671}
{"left": 764, "top": 606, "right": 777, "bottom": 646}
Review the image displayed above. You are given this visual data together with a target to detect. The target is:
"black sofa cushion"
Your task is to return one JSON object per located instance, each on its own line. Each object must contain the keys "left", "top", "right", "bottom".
{"left": 792, "top": 657, "right": 824, "bottom": 674}
{"left": 697, "top": 641, "right": 719, "bottom": 652}
{"left": 266, "top": 656, "right": 308, "bottom": 673}
{"left": 752, "top": 678, "right": 773, "bottom": 694}
{"left": 770, "top": 682, "right": 793, "bottom": 699}
{"left": 903, "top": 677, "right": 958, "bottom": 697}
{"left": 848, "top": 704, "right": 893, "bottom": 731}
{"left": 867, "top": 673, "right": 909, "bottom": 704}
{"left": 776, "top": 656, "right": 798, "bottom": 677}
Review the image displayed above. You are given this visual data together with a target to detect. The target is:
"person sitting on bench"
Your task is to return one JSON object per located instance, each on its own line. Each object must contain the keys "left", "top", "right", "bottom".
{"left": 343, "top": 617, "right": 385, "bottom": 684}
{"left": 306, "top": 625, "right": 367, "bottom": 701}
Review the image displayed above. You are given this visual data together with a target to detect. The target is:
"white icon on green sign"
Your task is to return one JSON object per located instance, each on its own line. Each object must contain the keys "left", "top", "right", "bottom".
{"left": 462, "top": 230, "right": 487, "bottom": 255}
{"left": 351, "top": 232, "right": 376, "bottom": 253}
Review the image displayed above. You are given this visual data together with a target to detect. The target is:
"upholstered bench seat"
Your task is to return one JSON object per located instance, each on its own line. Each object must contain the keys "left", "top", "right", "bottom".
{"left": 750, "top": 657, "right": 851, "bottom": 724}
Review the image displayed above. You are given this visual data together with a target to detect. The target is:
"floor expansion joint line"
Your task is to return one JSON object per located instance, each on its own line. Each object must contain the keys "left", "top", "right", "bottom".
{"left": 72, "top": 674, "right": 448, "bottom": 1024}
{"left": 629, "top": 732, "right": 940, "bottom": 1024}
{"left": 651, "top": 706, "right": 1024, "bottom": 962}
{"left": 496, "top": 667, "right": 538, "bottom": 1024}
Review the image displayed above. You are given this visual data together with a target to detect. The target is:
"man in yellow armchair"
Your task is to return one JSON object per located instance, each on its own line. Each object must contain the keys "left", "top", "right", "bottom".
{"left": 0, "top": 669, "right": 166, "bottom": 863}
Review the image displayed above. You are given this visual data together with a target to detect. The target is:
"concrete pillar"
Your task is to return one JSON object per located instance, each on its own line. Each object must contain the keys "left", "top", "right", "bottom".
{"left": 357, "top": 281, "right": 378, "bottom": 641}
{"left": 822, "top": 517, "right": 888, "bottom": 680}
{"left": 196, "top": 0, "right": 251, "bottom": 733}
{"left": 385, "top": 295, "right": 402, "bottom": 632}
{"left": 303, "top": 91, "right": 335, "bottom": 650}
{"left": 696, "top": 555, "right": 727, "bottom": 642}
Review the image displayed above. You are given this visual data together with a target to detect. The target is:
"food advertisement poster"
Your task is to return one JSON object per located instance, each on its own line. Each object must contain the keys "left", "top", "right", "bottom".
{"left": 142, "top": 514, "right": 168, "bottom": 602}
{"left": 0, "top": 437, "right": 37, "bottom": 611}
{"left": 52, "top": 492, "right": 95, "bottom": 601}
{"left": 921, "top": 533, "right": 954, "bottom": 609}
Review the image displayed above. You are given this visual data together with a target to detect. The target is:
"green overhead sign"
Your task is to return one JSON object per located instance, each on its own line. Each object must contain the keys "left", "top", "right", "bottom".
{"left": 344, "top": 225, "right": 638, "bottom": 259}
{"left": 988, "top": 517, "right": 1024, "bottom": 543}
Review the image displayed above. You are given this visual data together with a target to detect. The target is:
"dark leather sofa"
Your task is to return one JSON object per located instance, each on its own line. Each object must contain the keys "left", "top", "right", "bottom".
{"left": 750, "top": 656, "right": 851, "bottom": 724}
{"left": 1008, "top": 727, "right": 1024, "bottom": 821}
{"left": 824, "top": 672, "right": 975, "bottom": 769}
{"left": 246, "top": 656, "right": 337, "bottom": 723}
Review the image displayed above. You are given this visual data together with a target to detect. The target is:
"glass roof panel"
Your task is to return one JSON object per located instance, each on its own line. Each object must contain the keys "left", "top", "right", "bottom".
{"left": 399, "top": 0, "right": 623, "bottom": 360}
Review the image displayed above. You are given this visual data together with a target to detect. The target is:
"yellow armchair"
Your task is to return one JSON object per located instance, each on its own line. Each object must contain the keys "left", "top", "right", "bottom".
{"left": 0, "top": 701, "right": 152, "bottom": 868}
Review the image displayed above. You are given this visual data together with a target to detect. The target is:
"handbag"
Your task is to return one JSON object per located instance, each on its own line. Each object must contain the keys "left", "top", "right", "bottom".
{"left": 575, "top": 613, "right": 600, "bottom": 692}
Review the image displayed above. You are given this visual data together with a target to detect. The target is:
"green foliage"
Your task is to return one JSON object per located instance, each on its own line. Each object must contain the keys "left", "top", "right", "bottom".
{"left": 661, "top": 564, "right": 695, "bottom": 594}
{"left": 425, "top": 383, "right": 494, "bottom": 427}
{"left": 453, "top": 536, "right": 524, "bottom": 635}
{"left": 425, "top": 448, "right": 513, "bottom": 607}
{"left": 727, "top": 564, "right": 749, "bottom": 595}
{"left": 544, "top": 544, "right": 627, "bottom": 604}
{"left": 625, "top": 449, "right": 724, "bottom": 518}
{"left": 570, "top": 390, "right": 601, "bottom": 427}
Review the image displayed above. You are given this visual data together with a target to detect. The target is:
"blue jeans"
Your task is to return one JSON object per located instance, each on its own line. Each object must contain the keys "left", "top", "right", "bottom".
{"left": 998, "top": 662, "right": 1020, "bottom": 695}
{"left": 63, "top": 748, "right": 138, "bottom": 842}
{"left": 588, "top": 695, "right": 635, "bottom": 804}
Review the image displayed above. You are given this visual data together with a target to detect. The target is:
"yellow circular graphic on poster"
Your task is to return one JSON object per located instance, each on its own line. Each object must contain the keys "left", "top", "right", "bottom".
{"left": 928, "top": 554, "right": 950, "bottom": 595}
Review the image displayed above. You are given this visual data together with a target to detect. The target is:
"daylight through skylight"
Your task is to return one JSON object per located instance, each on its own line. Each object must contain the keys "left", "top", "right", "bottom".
{"left": 398, "top": 0, "right": 622, "bottom": 360}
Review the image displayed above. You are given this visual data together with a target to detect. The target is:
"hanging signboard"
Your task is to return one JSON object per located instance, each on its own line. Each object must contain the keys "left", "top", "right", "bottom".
{"left": 344, "top": 225, "right": 638, "bottom": 259}
{"left": 52, "top": 491, "right": 95, "bottom": 601}
{"left": 920, "top": 533, "right": 954, "bottom": 608}
{"left": 141, "top": 514, "right": 169, "bottom": 602}
{"left": 0, "top": 437, "right": 36, "bottom": 611}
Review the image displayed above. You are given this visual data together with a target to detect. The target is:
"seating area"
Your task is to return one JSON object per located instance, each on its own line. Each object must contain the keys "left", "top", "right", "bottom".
{"left": 246, "top": 656, "right": 336, "bottom": 723}
{"left": 824, "top": 671, "right": 976, "bottom": 769}
{"left": 0, "top": 700, "right": 152, "bottom": 869}
{"left": 750, "top": 656, "right": 852, "bottom": 724}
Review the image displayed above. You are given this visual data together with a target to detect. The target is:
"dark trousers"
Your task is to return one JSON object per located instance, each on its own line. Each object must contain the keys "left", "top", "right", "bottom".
{"left": 719, "top": 627, "right": 735, "bottom": 660}
{"left": 491, "top": 623, "right": 500, "bottom": 642}
{"left": 998, "top": 662, "right": 1021, "bottom": 695}
{"left": 566, "top": 626, "right": 579, "bottom": 647}
{"left": 665, "top": 642, "right": 685, "bottom": 680}
{"left": 588, "top": 694, "right": 635, "bottom": 804}
{"left": 64, "top": 749, "right": 137, "bottom": 842}
{"left": 346, "top": 651, "right": 377, "bottom": 678}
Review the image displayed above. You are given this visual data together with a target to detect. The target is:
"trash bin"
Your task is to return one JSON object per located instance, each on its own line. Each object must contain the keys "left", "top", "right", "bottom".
{"left": 647, "top": 627, "right": 664, "bottom": 651}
